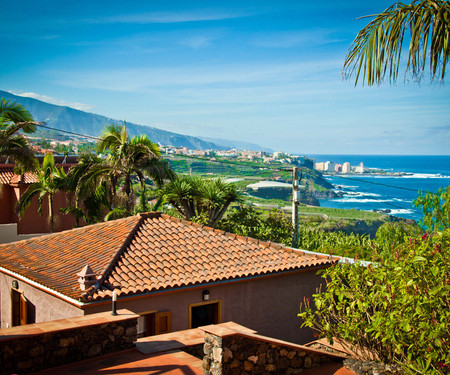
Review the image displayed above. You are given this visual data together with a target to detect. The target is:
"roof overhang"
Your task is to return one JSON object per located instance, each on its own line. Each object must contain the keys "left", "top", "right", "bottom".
{"left": 0, "top": 266, "right": 86, "bottom": 308}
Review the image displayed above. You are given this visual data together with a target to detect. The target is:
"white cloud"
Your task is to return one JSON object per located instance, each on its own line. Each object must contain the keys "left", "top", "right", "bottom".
{"left": 52, "top": 59, "right": 342, "bottom": 92}
{"left": 86, "top": 10, "right": 251, "bottom": 24}
{"left": 10, "top": 91, "right": 94, "bottom": 111}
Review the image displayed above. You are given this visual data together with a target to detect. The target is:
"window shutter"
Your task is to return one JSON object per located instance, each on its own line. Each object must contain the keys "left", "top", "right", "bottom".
{"left": 20, "top": 293, "right": 28, "bottom": 325}
{"left": 155, "top": 311, "right": 171, "bottom": 334}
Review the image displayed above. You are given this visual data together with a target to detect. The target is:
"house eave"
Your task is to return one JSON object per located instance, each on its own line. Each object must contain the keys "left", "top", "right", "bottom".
{"left": 0, "top": 266, "right": 86, "bottom": 308}
{"left": 81, "top": 263, "right": 333, "bottom": 308}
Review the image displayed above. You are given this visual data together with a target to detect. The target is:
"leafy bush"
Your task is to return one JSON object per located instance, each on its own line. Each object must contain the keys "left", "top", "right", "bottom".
{"left": 299, "top": 186, "right": 450, "bottom": 373}
{"left": 218, "top": 206, "right": 293, "bottom": 245}
{"left": 297, "top": 227, "right": 375, "bottom": 259}
{"left": 299, "top": 230, "right": 450, "bottom": 374}
{"left": 414, "top": 186, "right": 450, "bottom": 231}
{"left": 375, "top": 221, "right": 423, "bottom": 256}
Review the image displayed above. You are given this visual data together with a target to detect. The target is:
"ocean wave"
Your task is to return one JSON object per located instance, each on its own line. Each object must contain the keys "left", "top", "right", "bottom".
{"left": 392, "top": 198, "right": 413, "bottom": 202}
{"left": 366, "top": 173, "right": 450, "bottom": 179}
{"left": 398, "top": 173, "right": 450, "bottom": 179}
{"left": 353, "top": 192, "right": 381, "bottom": 197}
{"left": 388, "top": 209, "right": 415, "bottom": 215}
{"left": 333, "top": 191, "right": 382, "bottom": 198}
{"left": 336, "top": 198, "right": 394, "bottom": 203}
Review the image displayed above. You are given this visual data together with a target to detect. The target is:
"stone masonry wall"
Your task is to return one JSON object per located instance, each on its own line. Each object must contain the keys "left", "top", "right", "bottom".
{"left": 0, "top": 312, "right": 138, "bottom": 375}
{"left": 203, "top": 332, "right": 339, "bottom": 375}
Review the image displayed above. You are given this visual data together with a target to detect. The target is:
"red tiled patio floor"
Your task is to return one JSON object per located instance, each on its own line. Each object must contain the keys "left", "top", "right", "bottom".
{"left": 32, "top": 348, "right": 203, "bottom": 375}
{"left": 135, "top": 322, "right": 256, "bottom": 355}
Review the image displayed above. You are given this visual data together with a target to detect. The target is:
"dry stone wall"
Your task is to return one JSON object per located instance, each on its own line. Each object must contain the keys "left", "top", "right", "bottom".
{"left": 0, "top": 313, "right": 138, "bottom": 375}
{"left": 203, "top": 332, "right": 339, "bottom": 375}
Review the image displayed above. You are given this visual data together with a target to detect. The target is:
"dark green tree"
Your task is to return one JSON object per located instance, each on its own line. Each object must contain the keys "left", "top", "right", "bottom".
{"left": 414, "top": 185, "right": 450, "bottom": 231}
{"left": 162, "top": 175, "right": 241, "bottom": 227}
{"left": 0, "top": 98, "right": 37, "bottom": 171}
{"left": 67, "top": 124, "right": 174, "bottom": 221}
{"left": 62, "top": 153, "right": 110, "bottom": 225}
{"left": 95, "top": 123, "right": 175, "bottom": 214}
{"left": 16, "top": 153, "right": 66, "bottom": 233}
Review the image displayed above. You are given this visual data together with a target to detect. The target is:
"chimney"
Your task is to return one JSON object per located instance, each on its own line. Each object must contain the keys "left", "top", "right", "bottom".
{"left": 77, "top": 265, "right": 98, "bottom": 291}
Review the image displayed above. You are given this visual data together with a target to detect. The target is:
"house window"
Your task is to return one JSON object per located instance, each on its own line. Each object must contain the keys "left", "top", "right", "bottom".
{"left": 138, "top": 311, "right": 171, "bottom": 337}
{"left": 189, "top": 300, "right": 221, "bottom": 329}
{"left": 11, "top": 288, "right": 28, "bottom": 326}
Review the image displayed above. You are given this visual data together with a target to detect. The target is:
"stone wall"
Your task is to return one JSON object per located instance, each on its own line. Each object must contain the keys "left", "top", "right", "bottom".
{"left": 203, "top": 332, "right": 341, "bottom": 375}
{"left": 0, "top": 310, "right": 139, "bottom": 375}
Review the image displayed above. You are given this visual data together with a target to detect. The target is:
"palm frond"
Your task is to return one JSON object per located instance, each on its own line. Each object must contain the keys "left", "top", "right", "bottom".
{"left": 343, "top": 0, "right": 450, "bottom": 85}
{"left": 0, "top": 98, "right": 34, "bottom": 129}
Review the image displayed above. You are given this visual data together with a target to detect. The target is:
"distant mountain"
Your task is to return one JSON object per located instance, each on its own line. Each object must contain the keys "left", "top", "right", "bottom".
{"left": 1, "top": 90, "right": 266, "bottom": 151}
{"left": 199, "top": 136, "right": 272, "bottom": 153}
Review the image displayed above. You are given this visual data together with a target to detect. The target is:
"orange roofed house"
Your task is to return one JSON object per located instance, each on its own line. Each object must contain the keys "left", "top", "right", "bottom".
{"left": 0, "top": 156, "right": 80, "bottom": 236}
{"left": 0, "top": 212, "right": 337, "bottom": 344}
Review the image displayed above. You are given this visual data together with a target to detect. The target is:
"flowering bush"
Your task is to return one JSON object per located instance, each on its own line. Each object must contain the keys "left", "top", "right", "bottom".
{"left": 299, "top": 229, "right": 450, "bottom": 374}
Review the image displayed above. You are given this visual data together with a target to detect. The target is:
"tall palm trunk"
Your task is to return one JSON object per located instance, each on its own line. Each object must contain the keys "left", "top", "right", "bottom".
{"left": 48, "top": 193, "right": 54, "bottom": 233}
{"left": 124, "top": 174, "right": 133, "bottom": 213}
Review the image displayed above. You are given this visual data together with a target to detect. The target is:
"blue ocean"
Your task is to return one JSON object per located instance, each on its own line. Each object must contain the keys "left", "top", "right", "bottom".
{"left": 306, "top": 155, "right": 450, "bottom": 222}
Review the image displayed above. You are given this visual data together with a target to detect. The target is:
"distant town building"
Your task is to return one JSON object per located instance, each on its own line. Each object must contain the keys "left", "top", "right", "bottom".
{"left": 335, "top": 164, "right": 342, "bottom": 173}
{"left": 314, "top": 162, "right": 326, "bottom": 171}
{"left": 273, "top": 151, "right": 284, "bottom": 159}
{"left": 324, "top": 161, "right": 336, "bottom": 172}
{"left": 190, "top": 150, "right": 209, "bottom": 156}
{"left": 355, "top": 162, "right": 365, "bottom": 173}
{"left": 342, "top": 162, "right": 351, "bottom": 173}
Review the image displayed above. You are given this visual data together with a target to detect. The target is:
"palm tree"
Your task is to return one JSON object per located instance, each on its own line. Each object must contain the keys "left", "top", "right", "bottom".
{"left": 162, "top": 175, "right": 241, "bottom": 227}
{"left": 72, "top": 123, "right": 174, "bottom": 218}
{"left": 343, "top": 0, "right": 450, "bottom": 85}
{"left": 0, "top": 98, "right": 37, "bottom": 171}
{"left": 62, "top": 153, "right": 109, "bottom": 225}
{"left": 97, "top": 123, "right": 175, "bottom": 213}
{"left": 16, "top": 153, "right": 66, "bottom": 233}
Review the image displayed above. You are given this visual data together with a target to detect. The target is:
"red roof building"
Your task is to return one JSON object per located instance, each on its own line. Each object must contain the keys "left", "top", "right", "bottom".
{"left": 0, "top": 156, "right": 79, "bottom": 235}
{"left": 0, "top": 212, "right": 337, "bottom": 344}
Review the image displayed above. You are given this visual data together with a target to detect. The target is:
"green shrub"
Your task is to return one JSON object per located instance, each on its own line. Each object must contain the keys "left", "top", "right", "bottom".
{"left": 299, "top": 230, "right": 450, "bottom": 374}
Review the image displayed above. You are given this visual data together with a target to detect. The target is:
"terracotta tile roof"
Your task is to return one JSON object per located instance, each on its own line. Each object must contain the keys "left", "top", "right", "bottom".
{"left": 0, "top": 165, "right": 18, "bottom": 184}
{"left": 0, "top": 212, "right": 337, "bottom": 303}
{"left": 0, "top": 164, "right": 75, "bottom": 185}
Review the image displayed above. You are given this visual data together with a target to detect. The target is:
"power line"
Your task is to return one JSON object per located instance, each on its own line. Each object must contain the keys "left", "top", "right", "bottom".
{"left": 166, "top": 153, "right": 282, "bottom": 171}
{"left": 33, "top": 123, "right": 434, "bottom": 195}
{"left": 296, "top": 168, "right": 423, "bottom": 213}
{"left": 344, "top": 193, "right": 422, "bottom": 214}
{"left": 326, "top": 173, "right": 420, "bottom": 193}
{"left": 36, "top": 123, "right": 100, "bottom": 141}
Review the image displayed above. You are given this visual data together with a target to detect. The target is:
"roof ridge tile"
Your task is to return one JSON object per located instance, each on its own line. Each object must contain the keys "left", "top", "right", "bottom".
{"left": 89, "top": 214, "right": 150, "bottom": 300}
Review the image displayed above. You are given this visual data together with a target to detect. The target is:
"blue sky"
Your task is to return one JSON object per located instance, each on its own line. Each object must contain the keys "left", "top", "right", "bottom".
{"left": 1, "top": 0, "right": 449, "bottom": 155}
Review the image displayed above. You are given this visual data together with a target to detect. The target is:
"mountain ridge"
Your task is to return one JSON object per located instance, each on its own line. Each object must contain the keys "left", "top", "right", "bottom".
{"left": 0, "top": 90, "right": 267, "bottom": 151}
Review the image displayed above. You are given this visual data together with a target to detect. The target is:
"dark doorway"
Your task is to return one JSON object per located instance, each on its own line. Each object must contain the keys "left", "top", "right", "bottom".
{"left": 144, "top": 313, "right": 155, "bottom": 336}
{"left": 11, "top": 288, "right": 29, "bottom": 326}
{"left": 142, "top": 311, "right": 171, "bottom": 336}
{"left": 191, "top": 302, "right": 219, "bottom": 328}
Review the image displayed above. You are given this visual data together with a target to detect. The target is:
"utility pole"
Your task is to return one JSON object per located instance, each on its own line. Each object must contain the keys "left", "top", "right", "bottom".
{"left": 292, "top": 167, "right": 299, "bottom": 248}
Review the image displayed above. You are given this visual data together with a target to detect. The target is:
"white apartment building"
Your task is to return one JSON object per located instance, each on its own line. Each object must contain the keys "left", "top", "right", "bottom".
{"left": 342, "top": 162, "right": 351, "bottom": 173}
{"left": 354, "top": 162, "right": 365, "bottom": 173}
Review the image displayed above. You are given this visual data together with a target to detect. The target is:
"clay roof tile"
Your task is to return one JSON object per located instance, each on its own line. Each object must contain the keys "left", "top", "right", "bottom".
{"left": 0, "top": 212, "right": 337, "bottom": 301}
